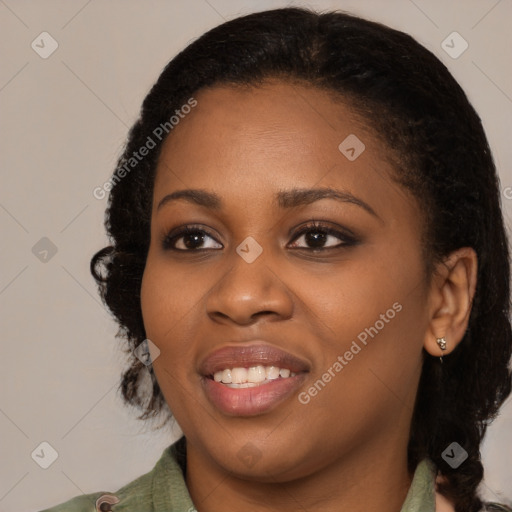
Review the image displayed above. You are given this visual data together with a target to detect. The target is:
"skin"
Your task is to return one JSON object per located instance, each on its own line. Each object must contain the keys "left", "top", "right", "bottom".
{"left": 140, "top": 81, "right": 477, "bottom": 512}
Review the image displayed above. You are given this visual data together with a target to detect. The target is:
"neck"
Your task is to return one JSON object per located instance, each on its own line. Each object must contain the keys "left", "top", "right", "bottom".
{"left": 185, "top": 435, "right": 413, "bottom": 512}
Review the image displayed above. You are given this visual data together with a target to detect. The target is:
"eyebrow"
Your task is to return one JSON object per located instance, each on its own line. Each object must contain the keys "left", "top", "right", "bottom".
{"left": 156, "top": 187, "right": 379, "bottom": 219}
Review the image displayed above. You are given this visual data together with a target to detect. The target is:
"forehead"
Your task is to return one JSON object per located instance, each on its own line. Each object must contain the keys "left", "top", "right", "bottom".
{"left": 158, "top": 81, "right": 371, "bottom": 166}
{"left": 153, "top": 81, "right": 416, "bottom": 220}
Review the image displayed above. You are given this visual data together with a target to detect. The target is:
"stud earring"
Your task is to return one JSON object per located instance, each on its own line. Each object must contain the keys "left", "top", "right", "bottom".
{"left": 436, "top": 337, "right": 447, "bottom": 363}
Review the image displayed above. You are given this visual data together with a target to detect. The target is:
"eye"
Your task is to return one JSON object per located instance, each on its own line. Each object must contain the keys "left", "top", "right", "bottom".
{"left": 162, "top": 225, "right": 222, "bottom": 251}
{"left": 162, "top": 221, "right": 358, "bottom": 253}
{"left": 288, "top": 221, "right": 358, "bottom": 251}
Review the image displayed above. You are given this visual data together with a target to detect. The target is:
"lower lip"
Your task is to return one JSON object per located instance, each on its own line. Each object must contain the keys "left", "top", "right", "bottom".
{"left": 202, "top": 374, "right": 307, "bottom": 416}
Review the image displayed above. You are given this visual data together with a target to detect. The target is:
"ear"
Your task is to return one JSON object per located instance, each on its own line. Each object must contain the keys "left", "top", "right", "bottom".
{"left": 423, "top": 247, "right": 478, "bottom": 358}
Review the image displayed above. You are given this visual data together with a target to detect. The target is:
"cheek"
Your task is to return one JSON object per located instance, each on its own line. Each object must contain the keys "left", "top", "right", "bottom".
{"left": 140, "top": 254, "right": 214, "bottom": 386}
{"left": 140, "top": 253, "right": 202, "bottom": 339}
{"left": 140, "top": 262, "right": 172, "bottom": 340}
{"left": 140, "top": 259, "right": 188, "bottom": 373}
{"left": 296, "top": 255, "right": 414, "bottom": 337}
{"left": 297, "top": 297, "right": 425, "bottom": 444}
{"left": 299, "top": 250, "right": 428, "bottom": 384}
{"left": 140, "top": 259, "right": 200, "bottom": 410}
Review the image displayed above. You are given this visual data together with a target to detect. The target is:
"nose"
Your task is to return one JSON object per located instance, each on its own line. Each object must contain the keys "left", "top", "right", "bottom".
{"left": 205, "top": 244, "right": 294, "bottom": 326}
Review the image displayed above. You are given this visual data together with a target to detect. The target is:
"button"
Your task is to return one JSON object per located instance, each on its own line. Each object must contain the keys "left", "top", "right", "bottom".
{"left": 95, "top": 494, "right": 120, "bottom": 511}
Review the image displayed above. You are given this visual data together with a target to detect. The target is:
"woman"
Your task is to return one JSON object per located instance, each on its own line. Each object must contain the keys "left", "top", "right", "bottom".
{"left": 41, "top": 7, "right": 512, "bottom": 512}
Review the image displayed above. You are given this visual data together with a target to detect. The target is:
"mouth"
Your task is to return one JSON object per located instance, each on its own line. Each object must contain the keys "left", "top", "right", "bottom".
{"left": 199, "top": 343, "right": 310, "bottom": 416}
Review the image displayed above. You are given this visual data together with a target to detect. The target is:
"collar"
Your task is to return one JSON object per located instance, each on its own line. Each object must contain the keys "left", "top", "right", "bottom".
{"left": 400, "top": 459, "right": 437, "bottom": 512}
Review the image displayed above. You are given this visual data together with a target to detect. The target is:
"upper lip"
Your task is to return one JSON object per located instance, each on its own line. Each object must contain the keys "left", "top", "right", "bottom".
{"left": 199, "top": 342, "right": 310, "bottom": 376}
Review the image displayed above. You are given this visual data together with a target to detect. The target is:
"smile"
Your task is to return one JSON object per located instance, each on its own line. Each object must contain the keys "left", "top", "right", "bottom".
{"left": 200, "top": 342, "right": 309, "bottom": 416}
{"left": 212, "top": 366, "right": 297, "bottom": 387}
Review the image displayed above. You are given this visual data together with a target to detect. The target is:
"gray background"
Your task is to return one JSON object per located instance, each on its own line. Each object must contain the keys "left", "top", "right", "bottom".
{"left": 0, "top": 1, "right": 511, "bottom": 510}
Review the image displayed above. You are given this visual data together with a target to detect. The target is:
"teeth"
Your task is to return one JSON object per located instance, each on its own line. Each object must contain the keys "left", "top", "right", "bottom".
{"left": 221, "top": 369, "right": 232, "bottom": 384}
{"left": 247, "top": 366, "right": 266, "bottom": 383}
{"left": 225, "top": 382, "right": 259, "bottom": 388}
{"left": 266, "top": 366, "right": 280, "bottom": 380}
{"left": 231, "top": 367, "right": 248, "bottom": 384}
{"left": 212, "top": 365, "right": 297, "bottom": 385}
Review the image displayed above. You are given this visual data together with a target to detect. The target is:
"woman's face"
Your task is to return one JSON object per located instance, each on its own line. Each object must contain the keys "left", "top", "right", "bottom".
{"left": 141, "top": 81, "right": 432, "bottom": 480}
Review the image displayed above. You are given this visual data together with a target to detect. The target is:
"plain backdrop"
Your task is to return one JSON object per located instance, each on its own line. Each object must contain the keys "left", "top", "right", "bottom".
{"left": 0, "top": 1, "right": 511, "bottom": 510}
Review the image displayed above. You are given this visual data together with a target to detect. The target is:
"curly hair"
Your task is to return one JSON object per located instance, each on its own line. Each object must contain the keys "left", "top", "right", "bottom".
{"left": 90, "top": 7, "right": 512, "bottom": 511}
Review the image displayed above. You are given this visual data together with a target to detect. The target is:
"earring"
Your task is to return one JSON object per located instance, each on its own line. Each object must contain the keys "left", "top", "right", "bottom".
{"left": 436, "top": 337, "right": 447, "bottom": 363}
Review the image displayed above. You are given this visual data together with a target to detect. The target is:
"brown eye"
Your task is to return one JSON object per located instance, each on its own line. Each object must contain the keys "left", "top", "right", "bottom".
{"left": 163, "top": 226, "right": 222, "bottom": 251}
{"left": 288, "top": 222, "right": 358, "bottom": 251}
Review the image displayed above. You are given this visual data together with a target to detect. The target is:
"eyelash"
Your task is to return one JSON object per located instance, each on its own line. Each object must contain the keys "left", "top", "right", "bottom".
{"left": 162, "top": 221, "right": 358, "bottom": 253}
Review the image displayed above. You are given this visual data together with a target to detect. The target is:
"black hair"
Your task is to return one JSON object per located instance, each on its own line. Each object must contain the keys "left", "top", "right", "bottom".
{"left": 91, "top": 8, "right": 512, "bottom": 511}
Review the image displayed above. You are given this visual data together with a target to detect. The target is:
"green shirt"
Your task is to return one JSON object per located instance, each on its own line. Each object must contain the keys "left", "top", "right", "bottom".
{"left": 37, "top": 439, "right": 505, "bottom": 512}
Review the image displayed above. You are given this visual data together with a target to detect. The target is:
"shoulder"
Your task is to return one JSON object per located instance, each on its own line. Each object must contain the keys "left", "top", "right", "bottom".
{"left": 38, "top": 493, "right": 108, "bottom": 512}
{"left": 482, "top": 504, "right": 512, "bottom": 512}
{"left": 38, "top": 468, "right": 154, "bottom": 512}
{"left": 435, "top": 494, "right": 512, "bottom": 512}
{"left": 37, "top": 441, "right": 190, "bottom": 512}
{"left": 434, "top": 471, "right": 512, "bottom": 512}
